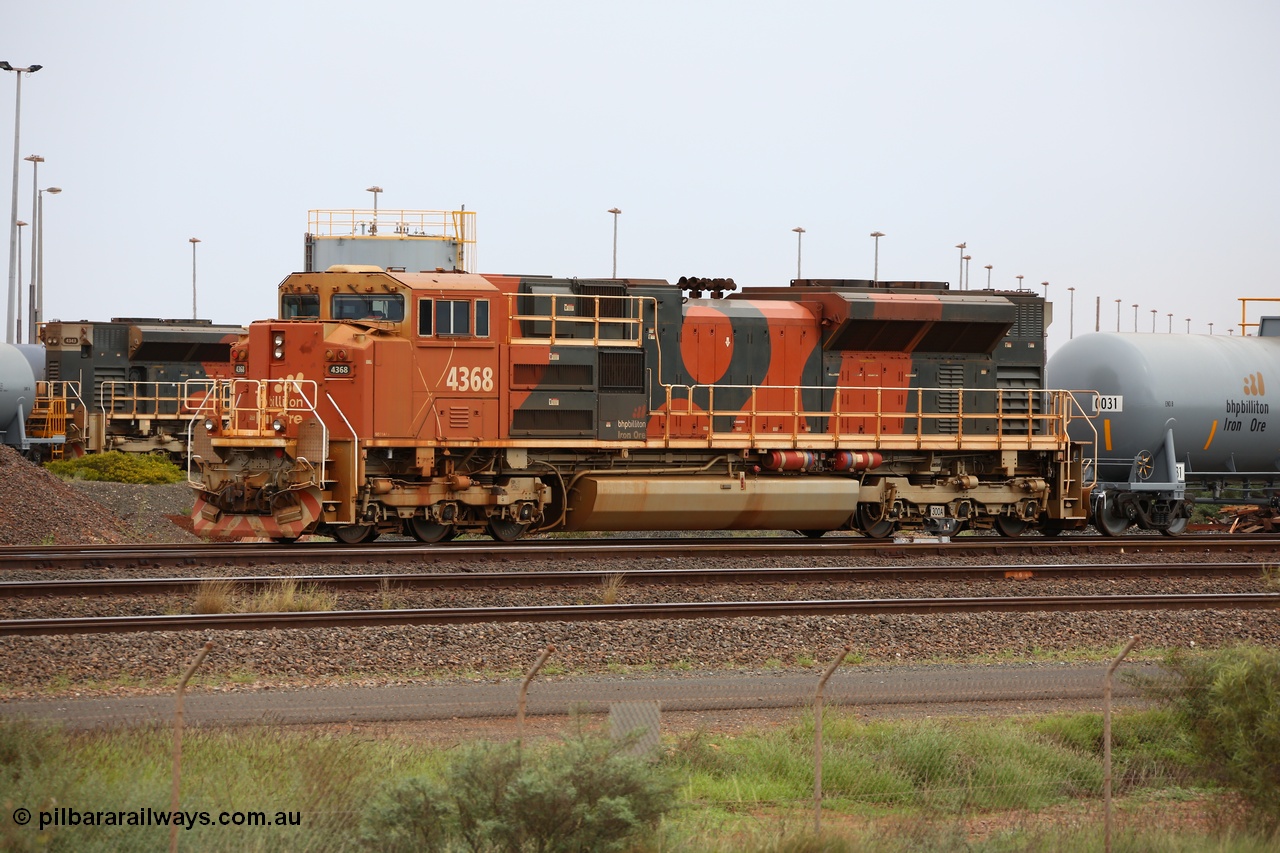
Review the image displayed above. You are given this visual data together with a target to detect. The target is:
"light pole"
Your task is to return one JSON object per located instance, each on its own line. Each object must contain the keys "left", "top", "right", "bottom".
{"left": 870, "top": 231, "right": 884, "bottom": 284}
{"left": 984, "top": 264, "right": 992, "bottom": 289}
{"left": 1208, "top": 322, "right": 1214, "bottom": 335}
{"left": 35, "top": 187, "right": 59, "bottom": 328}
{"left": 366, "top": 186, "right": 382, "bottom": 235}
{"left": 1151, "top": 309, "right": 1157, "bottom": 333}
{"left": 1041, "top": 281, "right": 1049, "bottom": 302}
{"left": 34, "top": 186, "right": 59, "bottom": 328}
{"left": 24, "top": 154, "right": 41, "bottom": 342}
{"left": 1067, "top": 286, "right": 1076, "bottom": 339}
{"left": 609, "top": 208, "right": 622, "bottom": 278}
{"left": 14, "top": 220, "right": 23, "bottom": 342}
{"left": 3, "top": 61, "right": 42, "bottom": 344}
{"left": 1167, "top": 313, "right": 1172, "bottom": 333}
{"left": 793, "top": 227, "right": 805, "bottom": 279}
{"left": 1016, "top": 274, "right": 1024, "bottom": 291}
{"left": 189, "top": 237, "right": 201, "bottom": 320}
{"left": 963, "top": 255, "right": 971, "bottom": 290}
{"left": 1115, "top": 299, "right": 1122, "bottom": 331}
{"left": 1132, "top": 303, "right": 1138, "bottom": 332}
{"left": 955, "top": 243, "right": 966, "bottom": 289}
{"left": 1185, "top": 317, "right": 1191, "bottom": 333}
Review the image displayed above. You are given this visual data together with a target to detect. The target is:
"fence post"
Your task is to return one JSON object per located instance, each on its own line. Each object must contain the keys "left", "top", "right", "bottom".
{"left": 518, "top": 645, "right": 555, "bottom": 750}
{"left": 814, "top": 643, "right": 853, "bottom": 837}
{"left": 170, "top": 640, "right": 213, "bottom": 853}
{"left": 1104, "top": 635, "right": 1139, "bottom": 853}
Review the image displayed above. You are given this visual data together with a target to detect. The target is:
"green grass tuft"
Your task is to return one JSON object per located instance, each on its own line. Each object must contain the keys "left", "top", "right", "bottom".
{"left": 44, "top": 451, "right": 185, "bottom": 485}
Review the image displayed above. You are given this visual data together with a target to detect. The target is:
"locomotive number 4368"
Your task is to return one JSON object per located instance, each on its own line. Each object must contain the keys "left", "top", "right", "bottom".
{"left": 445, "top": 365, "right": 495, "bottom": 392}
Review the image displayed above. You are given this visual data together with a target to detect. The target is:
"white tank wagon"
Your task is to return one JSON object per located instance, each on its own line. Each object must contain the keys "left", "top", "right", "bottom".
{"left": 1047, "top": 325, "right": 1280, "bottom": 534}
{"left": 0, "top": 342, "right": 63, "bottom": 454}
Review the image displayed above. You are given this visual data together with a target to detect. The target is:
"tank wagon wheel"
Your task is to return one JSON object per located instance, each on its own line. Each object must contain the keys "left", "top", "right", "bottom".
{"left": 271, "top": 536, "right": 300, "bottom": 544}
{"left": 1038, "top": 521, "right": 1065, "bottom": 538}
{"left": 994, "top": 516, "right": 1029, "bottom": 538}
{"left": 487, "top": 517, "right": 528, "bottom": 543}
{"left": 794, "top": 530, "right": 829, "bottom": 539}
{"left": 406, "top": 518, "right": 454, "bottom": 544}
{"left": 1093, "top": 499, "right": 1131, "bottom": 537}
{"left": 855, "top": 504, "right": 895, "bottom": 539}
{"left": 1160, "top": 506, "right": 1190, "bottom": 537}
{"left": 332, "top": 524, "right": 379, "bottom": 545}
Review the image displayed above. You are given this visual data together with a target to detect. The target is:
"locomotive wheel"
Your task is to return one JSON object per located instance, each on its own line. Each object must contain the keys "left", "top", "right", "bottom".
{"left": 407, "top": 518, "right": 454, "bottom": 544}
{"left": 1094, "top": 500, "right": 1130, "bottom": 537}
{"left": 487, "top": 517, "right": 528, "bottom": 543}
{"left": 994, "top": 516, "right": 1028, "bottom": 537}
{"left": 332, "top": 524, "right": 379, "bottom": 545}
{"left": 855, "top": 504, "right": 895, "bottom": 539}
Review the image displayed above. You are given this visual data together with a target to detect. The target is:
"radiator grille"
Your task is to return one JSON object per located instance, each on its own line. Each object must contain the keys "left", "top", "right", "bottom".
{"left": 599, "top": 350, "right": 644, "bottom": 392}
{"left": 511, "top": 408, "right": 593, "bottom": 434}
{"left": 512, "top": 362, "right": 594, "bottom": 388}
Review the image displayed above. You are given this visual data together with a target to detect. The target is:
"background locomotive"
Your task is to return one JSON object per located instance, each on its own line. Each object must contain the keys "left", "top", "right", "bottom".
{"left": 1047, "top": 319, "right": 1280, "bottom": 534}
{"left": 187, "top": 267, "right": 1092, "bottom": 543}
{"left": 1, "top": 207, "right": 471, "bottom": 463}
{"left": 0, "top": 318, "right": 240, "bottom": 460}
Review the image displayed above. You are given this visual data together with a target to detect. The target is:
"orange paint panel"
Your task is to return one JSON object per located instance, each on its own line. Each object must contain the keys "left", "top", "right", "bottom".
{"left": 830, "top": 351, "right": 909, "bottom": 435}
{"left": 681, "top": 306, "right": 735, "bottom": 385}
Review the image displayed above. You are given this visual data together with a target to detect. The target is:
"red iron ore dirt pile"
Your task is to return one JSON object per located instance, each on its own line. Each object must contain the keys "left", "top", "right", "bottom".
{"left": 0, "top": 445, "right": 133, "bottom": 545}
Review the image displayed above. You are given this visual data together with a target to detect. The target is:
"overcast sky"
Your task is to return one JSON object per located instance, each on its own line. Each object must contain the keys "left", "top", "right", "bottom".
{"left": 5, "top": 1, "right": 1279, "bottom": 355}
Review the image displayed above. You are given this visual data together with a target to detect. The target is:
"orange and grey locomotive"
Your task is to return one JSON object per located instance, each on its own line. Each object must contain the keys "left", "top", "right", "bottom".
{"left": 188, "top": 267, "right": 1091, "bottom": 543}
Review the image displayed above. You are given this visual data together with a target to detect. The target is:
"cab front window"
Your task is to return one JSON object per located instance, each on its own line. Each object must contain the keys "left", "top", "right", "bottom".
{"left": 333, "top": 294, "right": 405, "bottom": 321}
{"left": 281, "top": 294, "right": 320, "bottom": 319}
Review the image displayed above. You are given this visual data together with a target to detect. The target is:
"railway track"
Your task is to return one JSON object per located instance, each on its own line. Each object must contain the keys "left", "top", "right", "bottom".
{"left": 0, "top": 534, "right": 1276, "bottom": 573}
{"left": 0, "top": 561, "right": 1269, "bottom": 599}
{"left": 2, "top": 593, "right": 1276, "bottom": 637}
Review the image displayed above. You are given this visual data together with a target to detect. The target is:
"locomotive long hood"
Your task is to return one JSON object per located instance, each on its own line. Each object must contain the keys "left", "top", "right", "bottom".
{"left": 814, "top": 291, "right": 1017, "bottom": 354}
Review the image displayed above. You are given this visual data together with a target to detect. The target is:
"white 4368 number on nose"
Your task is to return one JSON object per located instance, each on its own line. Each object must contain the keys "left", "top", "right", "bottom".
{"left": 446, "top": 365, "right": 494, "bottom": 392}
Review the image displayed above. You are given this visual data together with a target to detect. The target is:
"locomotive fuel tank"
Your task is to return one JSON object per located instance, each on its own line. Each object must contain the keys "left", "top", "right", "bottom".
{"left": 1047, "top": 332, "right": 1280, "bottom": 478}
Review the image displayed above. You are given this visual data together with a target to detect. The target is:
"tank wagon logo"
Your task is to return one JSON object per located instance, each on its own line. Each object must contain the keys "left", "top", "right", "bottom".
{"left": 1222, "top": 372, "right": 1269, "bottom": 435}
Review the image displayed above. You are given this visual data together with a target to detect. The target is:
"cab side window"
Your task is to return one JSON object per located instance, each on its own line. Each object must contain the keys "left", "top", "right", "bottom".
{"left": 437, "top": 300, "right": 470, "bottom": 336}
{"left": 418, "top": 297, "right": 489, "bottom": 338}
{"left": 418, "top": 298, "right": 433, "bottom": 336}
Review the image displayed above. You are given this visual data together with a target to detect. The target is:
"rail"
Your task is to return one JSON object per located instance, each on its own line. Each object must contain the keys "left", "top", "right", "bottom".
{"left": 0, "top": 561, "right": 1263, "bottom": 599}
{"left": 1238, "top": 296, "right": 1280, "bottom": 336}
{"left": 3, "top": 593, "right": 1275, "bottom": 636}
{"left": 308, "top": 208, "right": 475, "bottom": 241}
{"left": 506, "top": 293, "right": 652, "bottom": 346}
{"left": 26, "top": 380, "right": 79, "bottom": 453}
{"left": 96, "top": 379, "right": 225, "bottom": 420}
{"left": 651, "top": 383, "right": 1094, "bottom": 452}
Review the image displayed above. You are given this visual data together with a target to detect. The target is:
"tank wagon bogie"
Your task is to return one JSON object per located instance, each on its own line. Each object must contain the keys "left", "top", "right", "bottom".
{"left": 188, "top": 267, "right": 1091, "bottom": 543}
{"left": 1047, "top": 326, "right": 1280, "bottom": 535}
